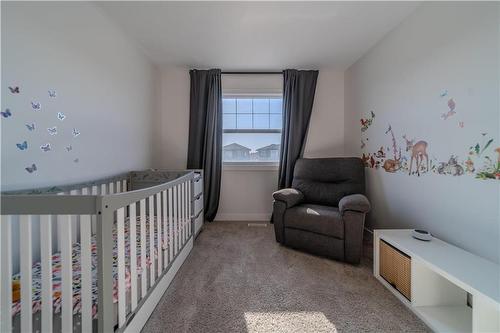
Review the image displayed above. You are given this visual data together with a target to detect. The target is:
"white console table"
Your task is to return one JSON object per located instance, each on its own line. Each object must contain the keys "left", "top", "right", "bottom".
{"left": 373, "top": 229, "right": 500, "bottom": 333}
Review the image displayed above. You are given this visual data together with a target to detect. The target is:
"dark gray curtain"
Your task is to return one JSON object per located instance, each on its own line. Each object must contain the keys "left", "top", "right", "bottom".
{"left": 187, "top": 69, "right": 223, "bottom": 222}
{"left": 278, "top": 69, "right": 319, "bottom": 189}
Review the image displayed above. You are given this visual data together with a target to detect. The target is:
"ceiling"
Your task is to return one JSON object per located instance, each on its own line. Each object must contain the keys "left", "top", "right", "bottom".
{"left": 97, "top": 1, "right": 420, "bottom": 70}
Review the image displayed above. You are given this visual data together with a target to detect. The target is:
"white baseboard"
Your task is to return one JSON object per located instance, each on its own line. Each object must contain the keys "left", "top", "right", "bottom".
{"left": 215, "top": 213, "right": 272, "bottom": 221}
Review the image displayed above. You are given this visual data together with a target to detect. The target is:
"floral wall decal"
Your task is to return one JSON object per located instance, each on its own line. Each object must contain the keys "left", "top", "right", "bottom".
{"left": 360, "top": 111, "right": 375, "bottom": 132}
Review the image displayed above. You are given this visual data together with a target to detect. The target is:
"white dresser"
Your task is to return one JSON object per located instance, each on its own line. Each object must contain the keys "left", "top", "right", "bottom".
{"left": 192, "top": 170, "right": 204, "bottom": 236}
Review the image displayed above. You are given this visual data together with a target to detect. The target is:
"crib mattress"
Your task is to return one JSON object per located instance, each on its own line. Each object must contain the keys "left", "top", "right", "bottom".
{"left": 11, "top": 215, "right": 174, "bottom": 319}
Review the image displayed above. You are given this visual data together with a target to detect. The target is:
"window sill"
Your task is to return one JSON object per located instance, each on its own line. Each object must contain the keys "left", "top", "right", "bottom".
{"left": 223, "top": 162, "right": 279, "bottom": 171}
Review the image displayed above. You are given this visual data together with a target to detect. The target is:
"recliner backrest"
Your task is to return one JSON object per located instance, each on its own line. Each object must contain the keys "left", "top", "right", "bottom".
{"left": 292, "top": 157, "right": 365, "bottom": 207}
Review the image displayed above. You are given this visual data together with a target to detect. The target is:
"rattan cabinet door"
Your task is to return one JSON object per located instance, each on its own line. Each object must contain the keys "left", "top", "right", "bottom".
{"left": 379, "top": 240, "right": 411, "bottom": 301}
{"left": 380, "top": 240, "right": 396, "bottom": 285}
{"left": 393, "top": 250, "right": 411, "bottom": 300}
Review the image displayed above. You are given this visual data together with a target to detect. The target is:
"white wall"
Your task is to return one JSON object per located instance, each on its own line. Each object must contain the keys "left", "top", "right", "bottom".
{"left": 344, "top": 2, "right": 500, "bottom": 263}
{"left": 216, "top": 166, "right": 279, "bottom": 221}
{"left": 1, "top": 2, "right": 156, "bottom": 191}
{"left": 154, "top": 68, "right": 345, "bottom": 221}
{"left": 1, "top": 2, "right": 157, "bottom": 272}
{"left": 153, "top": 66, "right": 190, "bottom": 169}
{"left": 304, "top": 69, "right": 344, "bottom": 158}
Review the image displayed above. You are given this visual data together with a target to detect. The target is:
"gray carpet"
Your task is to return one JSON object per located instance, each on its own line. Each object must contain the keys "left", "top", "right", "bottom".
{"left": 143, "top": 221, "right": 429, "bottom": 333}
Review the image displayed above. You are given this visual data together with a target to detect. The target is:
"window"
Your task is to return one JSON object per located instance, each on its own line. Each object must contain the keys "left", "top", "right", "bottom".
{"left": 223, "top": 96, "right": 283, "bottom": 163}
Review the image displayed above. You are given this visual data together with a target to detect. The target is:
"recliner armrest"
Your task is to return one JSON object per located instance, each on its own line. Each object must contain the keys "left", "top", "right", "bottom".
{"left": 272, "top": 188, "right": 304, "bottom": 209}
{"left": 339, "top": 194, "right": 371, "bottom": 214}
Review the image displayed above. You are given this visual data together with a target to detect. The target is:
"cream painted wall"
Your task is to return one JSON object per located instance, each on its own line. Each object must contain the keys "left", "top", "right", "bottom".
{"left": 344, "top": 2, "right": 499, "bottom": 263}
{"left": 154, "top": 68, "right": 345, "bottom": 221}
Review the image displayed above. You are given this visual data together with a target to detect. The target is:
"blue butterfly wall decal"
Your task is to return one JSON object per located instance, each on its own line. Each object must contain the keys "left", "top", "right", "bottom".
{"left": 26, "top": 123, "right": 35, "bottom": 131}
{"left": 25, "top": 164, "right": 37, "bottom": 173}
{"left": 66, "top": 145, "right": 72, "bottom": 152}
{"left": 16, "top": 141, "right": 28, "bottom": 150}
{"left": 47, "top": 127, "right": 57, "bottom": 135}
{"left": 1, "top": 109, "right": 12, "bottom": 118}
{"left": 40, "top": 143, "right": 51, "bottom": 152}
{"left": 74, "top": 158, "right": 79, "bottom": 163}
{"left": 72, "top": 128, "right": 80, "bottom": 137}
{"left": 57, "top": 112, "right": 66, "bottom": 121}
{"left": 48, "top": 90, "right": 57, "bottom": 98}
{"left": 31, "top": 101, "right": 41, "bottom": 111}
{"left": 9, "top": 86, "right": 20, "bottom": 94}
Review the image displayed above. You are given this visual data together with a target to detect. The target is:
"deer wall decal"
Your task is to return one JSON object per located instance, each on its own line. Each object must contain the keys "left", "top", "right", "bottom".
{"left": 403, "top": 135, "right": 429, "bottom": 176}
{"left": 402, "top": 135, "right": 413, "bottom": 152}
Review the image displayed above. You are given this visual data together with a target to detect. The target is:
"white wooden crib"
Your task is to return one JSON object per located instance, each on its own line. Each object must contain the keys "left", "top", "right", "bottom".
{"left": 0, "top": 169, "right": 204, "bottom": 332}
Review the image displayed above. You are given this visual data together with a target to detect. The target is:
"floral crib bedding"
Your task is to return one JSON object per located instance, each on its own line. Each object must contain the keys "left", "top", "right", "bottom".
{"left": 11, "top": 216, "right": 172, "bottom": 319}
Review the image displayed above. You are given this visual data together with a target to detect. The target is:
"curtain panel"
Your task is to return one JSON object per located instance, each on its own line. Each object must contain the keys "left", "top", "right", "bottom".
{"left": 278, "top": 69, "right": 319, "bottom": 189}
{"left": 187, "top": 69, "right": 223, "bottom": 221}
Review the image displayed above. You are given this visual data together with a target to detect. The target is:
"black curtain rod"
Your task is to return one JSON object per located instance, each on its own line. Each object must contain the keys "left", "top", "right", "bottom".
{"left": 221, "top": 71, "right": 282, "bottom": 75}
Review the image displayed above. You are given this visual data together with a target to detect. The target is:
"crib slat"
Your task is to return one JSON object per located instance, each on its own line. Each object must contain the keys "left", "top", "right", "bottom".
{"left": 156, "top": 193, "right": 163, "bottom": 274}
{"left": 20, "top": 215, "right": 33, "bottom": 332}
{"left": 184, "top": 182, "right": 188, "bottom": 241}
{"left": 117, "top": 207, "right": 126, "bottom": 328}
{"left": 108, "top": 182, "right": 114, "bottom": 194}
{"left": 183, "top": 182, "right": 187, "bottom": 244}
{"left": 1, "top": 216, "right": 13, "bottom": 333}
{"left": 116, "top": 181, "right": 121, "bottom": 193}
{"left": 173, "top": 185, "right": 178, "bottom": 255}
{"left": 0, "top": 220, "right": 1, "bottom": 326}
{"left": 186, "top": 182, "right": 189, "bottom": 239}
{"left": 183, "top": 182, "right": 187, "bottom": 241}
{"left": 101, "top": 183, "right": 107, "bottom": 195}
{"left": 179, "top": 184, "right": 183, "bottom": 248}
{"left": 188, "top": 180, "right": 192, "bottom": 236}
{"left": 80, "top": 212, "right": 92, "bottom": 333}
{"left": 184, "top": 182, "right": 188, "bottom": 238}
{"left": 122, "top": 179, "right": 127, "bottom": 192}
{"left": 91, "top": 185, "right": 98, "bottom": 231}
{"left": 178, "top": 185, "right": 182, "bottom": 252}
{"left": 40, "top": 215, "right": 53, "bottom": 332}
{"left": 140, "top": 199, "right": 147, "bottom": 297}
{"left": 70, "top": 189, "right": 80, "bottom": 243}
{"left": 178, "top": 184, "right": 182, "bottom": 248}
{"left": 148, "top": 196, "right": 155, "bottom": 285}
{"left": 59, "top": 215, "right": 73, "bottom": 333}
{"left": 129, "top": 203, "right": 138, "bottom": 311}
{"left": 182, "top": 183, "right": 188, "bottom": 243}
{"left": 0, "top": 217, "right": 1, "bottom": 323}
{"left": 185, "top": 181, "right": 189, "bottom": 239}
{"left": 168, "top": 187, "right": 173, "bottom": 263}
{"left": 162, "top": 190, "right": 168, "bottom": 266}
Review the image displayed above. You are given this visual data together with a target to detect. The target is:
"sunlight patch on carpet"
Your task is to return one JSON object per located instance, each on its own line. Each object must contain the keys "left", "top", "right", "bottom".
{"left": 244, "top": 311, "right": 337, "bottom": 333}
